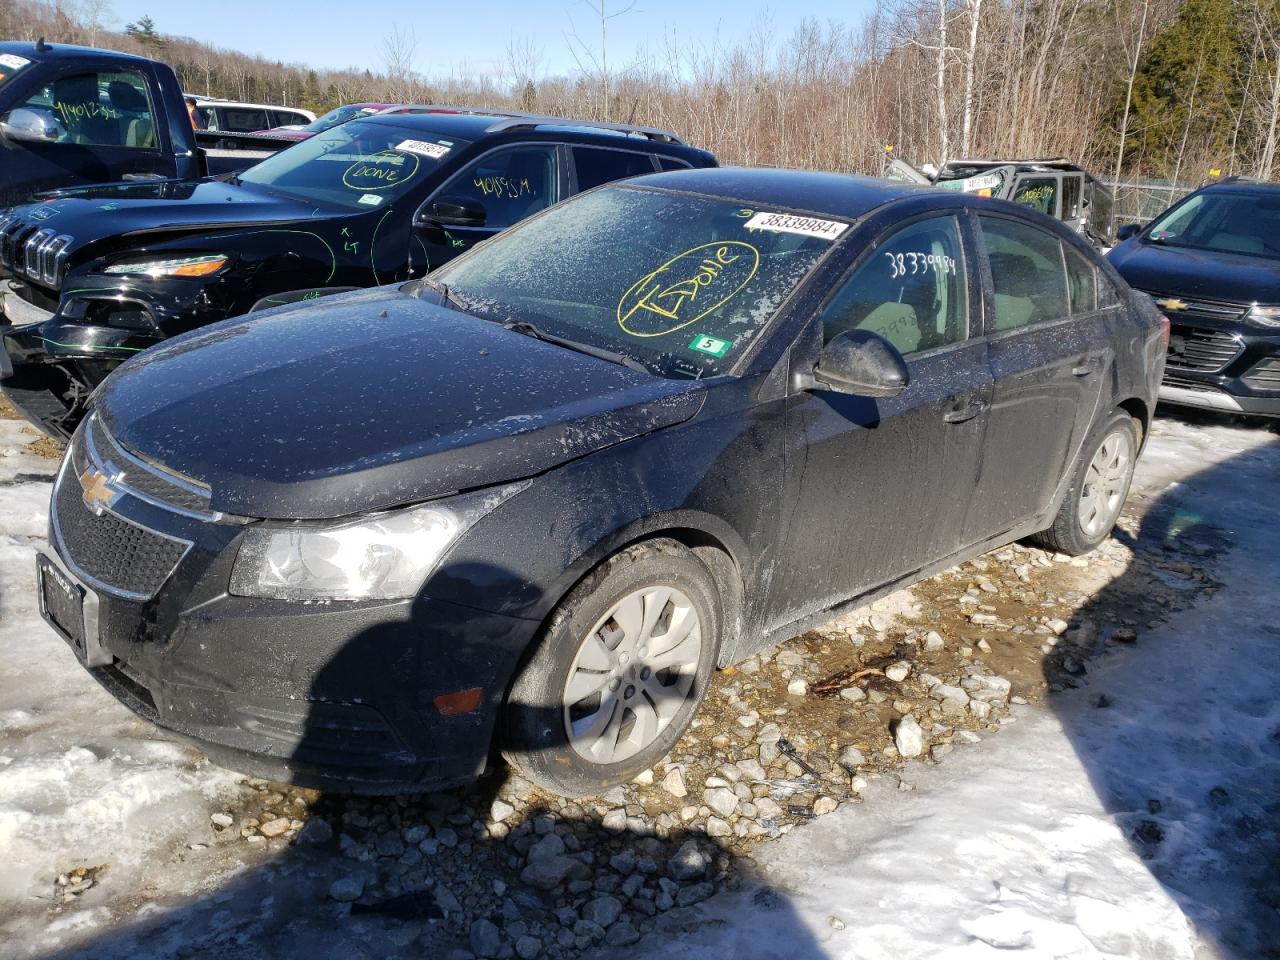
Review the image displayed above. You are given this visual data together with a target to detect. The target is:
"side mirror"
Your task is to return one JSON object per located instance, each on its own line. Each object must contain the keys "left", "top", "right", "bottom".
{"left": 417, "top": 196, "right": 487, "bottom": 228}
{"left": 812, "top": 330, "right": 909, "bottom": 398}
{"left": 0, "top": 107, "right": 62, "bottom": 144}
{"left": 1115, "top": 222, "right": 1143, "bottom": 242}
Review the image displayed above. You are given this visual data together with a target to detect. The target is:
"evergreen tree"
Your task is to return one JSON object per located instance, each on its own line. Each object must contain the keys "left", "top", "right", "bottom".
{"left": 124, "top": 15, "right": 165, "bottom": 54}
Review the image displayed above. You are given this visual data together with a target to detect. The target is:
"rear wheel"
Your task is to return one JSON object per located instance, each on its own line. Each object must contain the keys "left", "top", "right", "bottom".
{"left": 1032, "top": 410, "right": 1139, "bottom": 556}
{"left": 501, "top": 540, "right": 719, "bottom": 797}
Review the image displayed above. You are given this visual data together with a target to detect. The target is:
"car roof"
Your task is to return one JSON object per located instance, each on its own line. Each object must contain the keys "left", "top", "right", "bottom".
{"left": 1202, "top": 178, "right": 1280, "bottom": 195}
{"left": 622, "top": 167, "right": 929, "bottom": 219}
{"left": 0, "top": 39, "right": 153, "bottom": 67}
{"left": 197, "top": 101, "right": 310, "bottom": 112}
{"left": 359, "top": 108, "right": 699, "bottom": 152}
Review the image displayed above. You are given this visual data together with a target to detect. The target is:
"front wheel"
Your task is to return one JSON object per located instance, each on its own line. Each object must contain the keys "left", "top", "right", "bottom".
{"left": 500, "top": 540, "right": 719, "bottom": 797}
{"left": 1033, "top": 410, "right": 1140, "bottom": 556}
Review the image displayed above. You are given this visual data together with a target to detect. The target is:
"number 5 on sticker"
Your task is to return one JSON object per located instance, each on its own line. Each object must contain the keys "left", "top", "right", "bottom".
{"left": 689, "top": 334, "right": 731, "bottom": 357}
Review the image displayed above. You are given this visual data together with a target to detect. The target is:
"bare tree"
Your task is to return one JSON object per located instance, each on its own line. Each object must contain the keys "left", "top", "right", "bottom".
{"left": 1112, "top": 0, "right": 1151, "bottom": 186}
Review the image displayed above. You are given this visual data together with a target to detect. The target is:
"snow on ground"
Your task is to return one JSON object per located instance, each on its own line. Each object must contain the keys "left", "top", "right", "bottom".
{"left": 618, "top": 414, "right": 1280, "bottom": 960}
{"left": 0, "top": 412, "right": 1276, "bottom": 960}
{"left": 0, "top": 419, "right": 251, "bottom": 957}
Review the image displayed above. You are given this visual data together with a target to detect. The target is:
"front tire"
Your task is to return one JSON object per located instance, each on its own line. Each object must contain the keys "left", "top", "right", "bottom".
{"left": 501, "top": 539, "right": 719, "bottom": 797}
{"left": 1033, "top": 410, "right": 1140, "bottom": 556}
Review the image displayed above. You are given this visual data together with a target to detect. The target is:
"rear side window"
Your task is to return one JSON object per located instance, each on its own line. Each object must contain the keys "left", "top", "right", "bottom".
{"left": 1061, "top": 175, "right": 1083, "bottom": 221}
{"left": 1064, "top": 246, "right": 1097, "bottom": 313}
{"left": 221, "top": 108, "right": 269, "bottom": 132}
{"left": 18, "top": 69, "right": 157, "bottom": 149}
{"left": 821, "top": 215, "right": 968, "bottom": 355}
{"left": 979, "top": 216, "right": 1069, "bottom": 330}
{"left": 572, "top": 148, "right": 655, "bottom": 191}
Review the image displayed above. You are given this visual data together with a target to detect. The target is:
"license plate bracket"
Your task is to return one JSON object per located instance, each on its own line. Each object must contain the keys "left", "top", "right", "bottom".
{"left": 37, "top": 553, "right": 109, "bottom": 666}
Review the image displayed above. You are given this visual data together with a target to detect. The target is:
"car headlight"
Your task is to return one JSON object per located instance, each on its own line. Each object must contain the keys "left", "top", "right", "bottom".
{"left": 229, "top": 482, "right": 528, "bottom": 601}
{"left": 103, "top": 253, "right": 229, "bottom": 278}
{"left": 1247, "top": 304, "right": 1280, "bottom": 328}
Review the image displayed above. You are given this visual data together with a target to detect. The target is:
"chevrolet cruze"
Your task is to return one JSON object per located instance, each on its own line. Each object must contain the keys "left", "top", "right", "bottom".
{"left": 36, "top": 169, "right": 1165, "bottom": 795}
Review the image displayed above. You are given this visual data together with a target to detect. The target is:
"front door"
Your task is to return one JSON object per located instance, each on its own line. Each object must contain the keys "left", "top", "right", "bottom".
{"left": 964, "top": 213, "right": 1112, "bottom": 541}
{"left": 1, "top": 64, "right": 175, "bottom": 206}
{"left": 766, "top": 214, "right": 993, "bottom": 629}
{"left": 411, "top": 144, "right": 562, "bottom": 273}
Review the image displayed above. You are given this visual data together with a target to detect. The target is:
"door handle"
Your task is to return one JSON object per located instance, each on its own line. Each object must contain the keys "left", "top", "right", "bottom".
{"left": 943, "top": 398, "right": 988, "bottom": 424}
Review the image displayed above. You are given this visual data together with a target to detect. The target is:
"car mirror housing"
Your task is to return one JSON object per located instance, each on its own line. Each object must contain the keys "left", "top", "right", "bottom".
{"left": 1115, "top": 222, "right": 1143, "bottom": 242}
{"left": 811, "top": 329, "right": 909, "bottom": 398}
{"left": 0, "top": 107, "right": 62, "bottom": 144}
{"left": 417, "top": 196, "right": 487, "bottom": 229}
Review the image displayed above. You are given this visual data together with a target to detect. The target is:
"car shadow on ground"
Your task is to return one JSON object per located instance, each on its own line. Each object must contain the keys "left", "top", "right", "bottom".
{"left": 38, "top": 578, "right": 829, "bottom": 959}
{"left": 1043, "top": 409, "right": 1280, "bottom": 960}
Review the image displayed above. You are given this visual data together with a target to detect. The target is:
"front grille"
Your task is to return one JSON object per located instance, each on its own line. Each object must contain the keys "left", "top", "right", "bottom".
{"left": 1162, "top": 372, "right": 1218, "bottom": 392}
{"left": 1242, "top": 357, "right": 1280, "bottom": 392}
{"left": 1142, "top": 291, "right": 1248, "bottom": 323}
{"left": 52, "top": 468, "right": 190, "bottom": 599}
{"left": 0, "top": 214, "right": 73, "bottom": 289}
{"left": 1165, "top": 323, "right": 1242, "bottom": 373}
{"left": 86, "top": 415, "right": 215, "bottom": 519}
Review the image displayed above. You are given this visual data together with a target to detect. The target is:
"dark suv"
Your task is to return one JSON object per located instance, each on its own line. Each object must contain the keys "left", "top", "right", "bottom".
{"left": 0, "top": 107, "right": 715, "bottom": 437}
{"left": 1108, "top": 178, "right": 1280, "bottom": 418}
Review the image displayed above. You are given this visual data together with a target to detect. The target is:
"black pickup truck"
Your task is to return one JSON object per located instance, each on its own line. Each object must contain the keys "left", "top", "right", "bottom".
{"left": 0, "top": 39, "right": 292, "bottom": 207}
{"left": 0, "top": 107, "right": 716, "bottom": 438}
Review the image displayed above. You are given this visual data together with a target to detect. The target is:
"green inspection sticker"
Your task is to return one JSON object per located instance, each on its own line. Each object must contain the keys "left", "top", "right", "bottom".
{"left": 688, "top": 333, "right": 731, "bottom": 357}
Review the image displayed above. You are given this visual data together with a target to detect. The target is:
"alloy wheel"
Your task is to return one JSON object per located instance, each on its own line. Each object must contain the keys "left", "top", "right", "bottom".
{"left": 563, "top": 586, "right": 702, "bottom": 765}
{"left": 1077, "top": 429, "right": 1134, "bottom": 538}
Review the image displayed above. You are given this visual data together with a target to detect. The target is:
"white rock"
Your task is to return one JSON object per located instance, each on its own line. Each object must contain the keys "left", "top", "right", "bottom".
{"left": 702, "top": 787, "right": 739, "bottom": 818}
{"left": 490, "top": 799, "right": 515, "bottom": 823}
{"left": 812, "top": 796, "right": 838, "bottom": 816}
{"left": 786, "top": 678, "right": 808, "bottom": 696}
{"left": 894, "top": 715, "right": 926, "bottom": 758}
{"left": 1046, "top": 618, "right": 1070, "bottom": 635}
{"left": 885, "top": 661, "right": 911, "bottom": 683}
{"left": 661, "top": 767, "right": 688, "bottom": 798}
{"left": 923, "top": 631, "right": 945, "bottom": 651}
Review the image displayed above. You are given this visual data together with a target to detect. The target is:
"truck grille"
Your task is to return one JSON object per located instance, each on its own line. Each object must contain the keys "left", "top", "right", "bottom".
{"left": 1164, "top": 323, "right": 1242, "bottom": 373}
{"left": 0, "top": 214, "right": 73, "bottom": 290}
{"left": 1242, "top": 357, "right": 1280, "bottom": 392}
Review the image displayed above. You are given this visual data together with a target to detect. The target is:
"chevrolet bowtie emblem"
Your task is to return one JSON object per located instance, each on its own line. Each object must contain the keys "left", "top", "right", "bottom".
{"left": 79, "top": 467, "right": 123, "bottom": 515}
{"left": 1155, "top": 297, "right": 1188, "bottom": 312}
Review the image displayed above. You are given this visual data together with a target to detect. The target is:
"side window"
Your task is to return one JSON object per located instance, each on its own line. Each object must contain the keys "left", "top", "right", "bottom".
{"left": 1064, "top": 247, "right": 1097, "bottom": 313}
{"left": 821, "top": 216, "right": 968, "bottom": 356}
{"left": 656, "top": 156, "right": 693, "bottom": 172}
{"left": 222, "top": 108, "right": 269, "bottom": 132}
{"left": 1061, "top": 176, "right": 1083, "bottom": 221}
{"left": 441, "top": 146, "right": 558, "bottom": 230}
{"left": 196, "top": 106, "right": 218, "bottom": 131}
{"left": 19, "top": 69, "right": 157, "bottom": 149}
{"left": 1011, "top": 177, "right": 1058, "bottom": 218}
{"left": 572, "top": 147, "right": 655, "bottom": 191}
{"left": 979, "top": 215, "right": 1070, "bottom": 330}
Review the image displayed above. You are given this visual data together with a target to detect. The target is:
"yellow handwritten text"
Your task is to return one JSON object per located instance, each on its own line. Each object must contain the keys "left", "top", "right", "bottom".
{"left": 617, "top": 241, "right": 760, "bottom": 338}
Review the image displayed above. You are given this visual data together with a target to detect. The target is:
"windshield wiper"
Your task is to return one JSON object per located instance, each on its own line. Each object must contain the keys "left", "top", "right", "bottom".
{"left": 420, "top": 276, "right": 471, "bottom": 314}
{"left": 501, "top": 320, "right": 649, "bottom": 374}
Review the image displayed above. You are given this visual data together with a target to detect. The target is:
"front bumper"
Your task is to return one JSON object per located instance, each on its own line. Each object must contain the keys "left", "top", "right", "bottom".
{"left": 37, "top": 418, "right": 541, "bottom": 793}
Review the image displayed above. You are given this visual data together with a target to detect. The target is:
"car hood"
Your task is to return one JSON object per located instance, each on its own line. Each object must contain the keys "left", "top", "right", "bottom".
{"left": 1108, "top": 238, "right": 1280, "bottom": 305}
{"left": 96, "top": 288, "right": 707, "bottom": 520}
{"left": 11, "top": 180, "right": 330, "bottom": 253}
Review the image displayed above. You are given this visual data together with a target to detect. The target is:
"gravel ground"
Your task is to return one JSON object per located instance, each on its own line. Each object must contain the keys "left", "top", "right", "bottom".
{"left": 1, "top": 399, "right": 1275, "bottom": 960}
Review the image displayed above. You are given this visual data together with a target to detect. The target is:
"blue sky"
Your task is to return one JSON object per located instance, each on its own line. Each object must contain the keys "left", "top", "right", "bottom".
{"left": 111, "top": 1, "right": 874, "bottom": 79}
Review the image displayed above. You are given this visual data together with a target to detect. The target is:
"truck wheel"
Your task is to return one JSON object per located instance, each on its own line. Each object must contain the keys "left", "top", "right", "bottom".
{"left": 501, "top": 540, "right": 719, "bottom": 797}
{"left": 1032, "top": 410, "right": 1140, "bottom": 556}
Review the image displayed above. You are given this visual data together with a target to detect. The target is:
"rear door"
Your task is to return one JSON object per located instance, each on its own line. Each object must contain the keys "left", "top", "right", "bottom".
{"left": 0, "top": 62, "right": 174, "bottom": 203}
{"left": 766, "top": 213, "right": 993, "bottom": 627}
{"left": 964, "top": 212, "right": 1112, "bottom": 541}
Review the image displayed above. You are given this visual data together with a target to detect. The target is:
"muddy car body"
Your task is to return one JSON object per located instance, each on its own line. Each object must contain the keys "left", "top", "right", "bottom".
{"left": 0, "top": 108, "right": 715, "bottom": 439}
{"left": 36, "top": 169, "right": 1165, "bottom": 795}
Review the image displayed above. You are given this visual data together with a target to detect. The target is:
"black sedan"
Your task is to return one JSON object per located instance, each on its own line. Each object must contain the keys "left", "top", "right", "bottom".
{"left": 1108, "top": 178, "right": 1280, "bottom": 419}
{"left": 37, "top": 168, "right": 1166, "bottom": 795}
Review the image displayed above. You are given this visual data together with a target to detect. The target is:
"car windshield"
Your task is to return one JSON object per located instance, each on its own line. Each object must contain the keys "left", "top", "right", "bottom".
{"left": 429, "top": 185, "right": 843, "bottom": 379}
{"left": 236, "top": 119, "right": 462, "bottom": 211}
{"left": 1146, "top": 190, "right": 1280, "bottom": 260}
{"left": 0, "top": 52, "right": 32, "bottom": 91}
{"left": 303, "top": 104, "right": 381, "bottom": 134}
